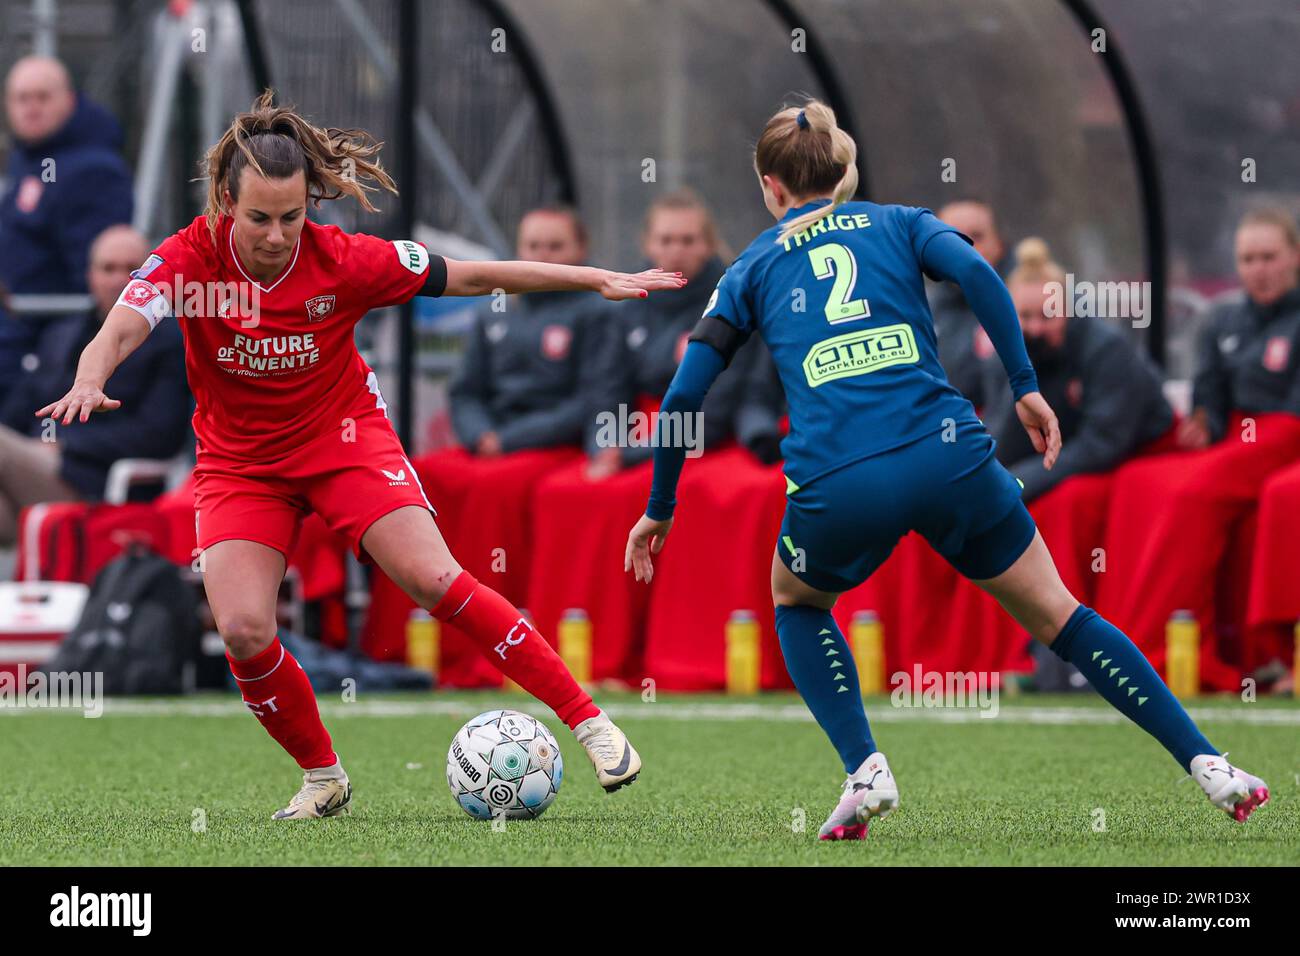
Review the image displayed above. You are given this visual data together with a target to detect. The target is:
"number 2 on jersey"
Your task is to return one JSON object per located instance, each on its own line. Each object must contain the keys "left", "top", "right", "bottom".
{"left": 808, "top": 242, "right": 870, "bottom": 325}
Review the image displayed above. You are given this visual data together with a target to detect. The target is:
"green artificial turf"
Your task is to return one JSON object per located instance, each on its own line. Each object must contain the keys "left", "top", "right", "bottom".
{"left": 1, "top": 691, "right": 1296, "bottom": 866}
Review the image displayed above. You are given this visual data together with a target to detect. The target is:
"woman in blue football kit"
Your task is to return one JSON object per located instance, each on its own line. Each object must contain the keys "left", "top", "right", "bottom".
{"left": 624, "top": 100, "right": 1269, "bottom": 840}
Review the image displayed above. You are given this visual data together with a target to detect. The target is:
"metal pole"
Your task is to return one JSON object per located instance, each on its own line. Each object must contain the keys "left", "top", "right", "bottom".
{"left": 761, "top": 0, "right": 868, "bottom": 200}
{"left": 132, "top": 11, "right": 189, "bottom": 235}
{"left": 1059, "top": 0, "right": 1167, "bottom": 365}
{"left": 32, "top": 0, "right": 56, "bottom": 57}
{"left": 396, "top": 0, "right": 418, "bottom": 449}
{"left": 234, "top": 0, "right": 273, "bottom": 97}
{"left": 333, "top": 0, "right": 510, "bottom": 256}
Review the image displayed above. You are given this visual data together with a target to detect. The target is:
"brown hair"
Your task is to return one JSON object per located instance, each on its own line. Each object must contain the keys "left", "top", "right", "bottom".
{"left": 202, "top": 90, "right": 397, "bottom": 241}
{"left": 521, "top": 203, "right": 588, "bottom": 247}
{"left": 1006, "top": 237, "right": 1067, "bottom": 288}
{"left": 1238, "top": 207, "right": 1300, "bottom": 247}
{"left": 642, "top": 187, "right": 730, "bottom": 259}
{"left": 754, "top": 99, "right": 858, "bottom": 244}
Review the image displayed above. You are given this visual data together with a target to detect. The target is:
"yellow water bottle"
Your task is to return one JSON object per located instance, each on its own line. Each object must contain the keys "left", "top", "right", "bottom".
{"left": 558, "top": 608, "right": 592, "bottom": 684}
{"left": 406, "top": 607, "right": 438, "bottom": 679}
{"left": 1166, "top": 609, "right": 1199, "bottom": 698}
{"left": 725, "top": 610, "right": 761, "bottom": 695}
{"left": 851, "top": 610, "right": 885, "bottom": 696}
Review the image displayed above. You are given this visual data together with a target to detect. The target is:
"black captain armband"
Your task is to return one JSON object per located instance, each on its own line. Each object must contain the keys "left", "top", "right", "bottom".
{"left": 417, "top": 255, "right": 449, "bottom": 297}
{"left": 688, "top": 314, "right": 750, "bottom": 366}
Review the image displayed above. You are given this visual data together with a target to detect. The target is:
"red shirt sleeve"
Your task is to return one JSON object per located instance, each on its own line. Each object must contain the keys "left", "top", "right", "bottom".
{"left": 342, "top": 232, "right": 445, "bottom": 308}
{"left": 117, "top": 216, "right": 216, "bottom": 326}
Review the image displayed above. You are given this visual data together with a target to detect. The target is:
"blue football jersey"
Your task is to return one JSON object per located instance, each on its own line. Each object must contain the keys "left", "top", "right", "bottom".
{"left": 704, "top": 199, "right": 985, "bottom": 489}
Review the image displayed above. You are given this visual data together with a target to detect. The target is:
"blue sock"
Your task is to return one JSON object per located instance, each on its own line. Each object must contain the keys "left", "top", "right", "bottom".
{"left": 774, "top": 604, "right": 876, "bottom": 773}
{"left": 1050, "top": 605, "right": 1216, "bottom": 771}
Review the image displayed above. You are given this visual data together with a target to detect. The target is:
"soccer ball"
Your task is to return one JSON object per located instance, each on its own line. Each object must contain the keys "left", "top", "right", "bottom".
{"left": 446, "top": 710, "right": 564, "bottom": 820}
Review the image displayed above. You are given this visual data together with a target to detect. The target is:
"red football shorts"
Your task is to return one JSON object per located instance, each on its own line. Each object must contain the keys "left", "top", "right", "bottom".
{"left": 193, "top": 411, "right": 434, "bottom": 562}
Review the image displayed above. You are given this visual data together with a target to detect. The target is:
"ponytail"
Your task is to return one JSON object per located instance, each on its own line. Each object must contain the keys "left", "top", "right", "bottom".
{"left": 754, "top": 99, "right": 858, "bottom": 245}
{"left": 202, "top": 90, "right": 397, "bottom": 242}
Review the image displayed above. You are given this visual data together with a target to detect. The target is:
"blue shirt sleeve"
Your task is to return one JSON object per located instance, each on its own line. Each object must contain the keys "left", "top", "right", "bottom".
{"left": 910, "top": 208, "right": 971, "bottom": 281}
{"left": 702, "top": 256, "right": 757, "bottom": 333}
{"left": 919, "top": 225, "right": 1039, "bottom": 401}
{"left": 645, "top": 341, "right": 727, "bottom": 521}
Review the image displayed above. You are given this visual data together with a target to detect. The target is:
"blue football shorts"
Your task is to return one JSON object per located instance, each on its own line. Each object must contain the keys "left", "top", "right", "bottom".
{"left": 776, "top": 423, "right": 1037, "bottom": 593}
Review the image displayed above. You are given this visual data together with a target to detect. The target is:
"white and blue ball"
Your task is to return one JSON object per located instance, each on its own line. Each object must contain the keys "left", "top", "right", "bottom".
{"left": 446, "top": 709, "right": 563, "bottom": 820}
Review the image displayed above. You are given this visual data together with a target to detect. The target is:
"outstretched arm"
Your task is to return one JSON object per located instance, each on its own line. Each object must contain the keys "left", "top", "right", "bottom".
{"left": 921, "top": 230, "right": 1060, "bottom": 469}
{"left": 35, "top": 306, "right": 152, "bottom": 424}
{"left": 624, "top": 340, "right": 727, "bottom": 582}
{"left": 443, "top": 258, "right": 685, "bottom": 301}
{"left": 921, "top": 231, "right": 1037, "bottom": 399}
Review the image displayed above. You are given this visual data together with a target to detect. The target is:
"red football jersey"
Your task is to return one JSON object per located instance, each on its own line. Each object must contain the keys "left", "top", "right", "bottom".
{"left": 117, "top": 215, "right": 440, "bottom": 461}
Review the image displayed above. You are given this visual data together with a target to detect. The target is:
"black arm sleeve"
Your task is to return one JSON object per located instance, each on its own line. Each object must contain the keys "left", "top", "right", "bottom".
{"left": 416, "top": 255, "right": 449, "bottom": 297}
{"left": 688, "top": 314, "right": 750, "bottom": 367}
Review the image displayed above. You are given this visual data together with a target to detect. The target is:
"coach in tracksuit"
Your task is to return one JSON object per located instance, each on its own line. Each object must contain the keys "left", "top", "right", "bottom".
{"left": 0, "top": 57, "right": 134, "bottom": 404}
{"left": 1097, "top": 208, "right": 1300, "bottom": 690}
{"left": 982, "top": 243, "right": 1173, "bottom": 501}
{"left": 928, "top": 199, "right": 1011, "bottom": 408}
{"left": 449, "top": 289, "right": 616, "bottom": 455}
{"left": 0, "top": 225, "right": 189, "bottom": 543}
{"left": 449, "top": 207, "right": 618, "bottom": 455}
{"left": 590, "top": 190, "right": 784, "bottom": 477}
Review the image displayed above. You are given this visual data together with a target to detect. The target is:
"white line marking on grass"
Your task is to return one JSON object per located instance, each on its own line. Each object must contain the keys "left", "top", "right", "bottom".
{"left": 4, "top": 697, "right": 1298, "bottom": 726}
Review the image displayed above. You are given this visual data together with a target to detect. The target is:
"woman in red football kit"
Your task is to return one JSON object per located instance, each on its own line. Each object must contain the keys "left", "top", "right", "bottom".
{"left": 38, "top": 93, "right": 670, "bottom": 818}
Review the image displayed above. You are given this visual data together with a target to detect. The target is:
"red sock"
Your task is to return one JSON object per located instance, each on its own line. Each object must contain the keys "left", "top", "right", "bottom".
{"left": 432, "top": 571, "right": 599, "bottom": 729}
{"left": 227, "top": 637, "right": 337, "bottom": 770}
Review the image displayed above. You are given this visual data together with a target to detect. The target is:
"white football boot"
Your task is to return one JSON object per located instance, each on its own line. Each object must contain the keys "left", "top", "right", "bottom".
{"left": 1189, "top": 754, "right": 1269, "bottom": 823}
{"left": 818, "top": 751, "right": 899, "bottom": 841}
{"left": 272, "top": 763, "right": 352, "bottom": 820}
{"left": 574, "top": 712, "right": 641, "bottom": 792}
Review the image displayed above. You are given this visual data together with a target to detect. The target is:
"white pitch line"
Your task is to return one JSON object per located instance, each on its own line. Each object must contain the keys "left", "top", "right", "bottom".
{"left": 2, "top": 697, "right": 1298, "bottom": 726}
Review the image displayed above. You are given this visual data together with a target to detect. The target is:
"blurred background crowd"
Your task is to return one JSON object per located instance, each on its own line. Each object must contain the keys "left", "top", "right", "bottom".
{"left": 1, "top": 0, "right": 1298, "bottom": 694}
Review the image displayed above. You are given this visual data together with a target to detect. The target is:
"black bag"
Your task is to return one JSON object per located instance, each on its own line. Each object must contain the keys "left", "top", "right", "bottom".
{"left": 44, "top": 548, "right": 201, "bottom": 694}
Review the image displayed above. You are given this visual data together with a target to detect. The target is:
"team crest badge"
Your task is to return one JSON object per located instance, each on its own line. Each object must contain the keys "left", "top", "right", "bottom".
{"left": 1262, "top": 336, "right": 1290, "bottom": 373}
{"left": 15, "top": 175, "right": 43, "bottom": 214}
{"left": 541, "top": 325, "right": 572, "bottom": 360}
{"left": 122, "top": 279, "right": 159, "bottom": 308}
{"left": 305, "top": 295, "right": 336, "bottom": 322}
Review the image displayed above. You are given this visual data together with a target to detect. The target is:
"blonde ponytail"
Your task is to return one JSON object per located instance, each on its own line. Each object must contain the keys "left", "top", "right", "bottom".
{"left": 754, "top": 99, "right": 859, "bottom": 245}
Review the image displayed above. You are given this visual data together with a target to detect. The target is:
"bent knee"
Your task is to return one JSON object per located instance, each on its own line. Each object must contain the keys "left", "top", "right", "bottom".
{"left": 1028, "top": 594, "right": 1083, "bottom": 646}
{"left": 770, "top": 557, "right": 836, "bottom": 610}
{"left": 770, "top": 574, "right": 806, "bottom": 608}
{"left": 402, "top": 559, "right": 465, "bottom": 610}
{"left": 218, "top": 612, "right": 277, "bottom": 660}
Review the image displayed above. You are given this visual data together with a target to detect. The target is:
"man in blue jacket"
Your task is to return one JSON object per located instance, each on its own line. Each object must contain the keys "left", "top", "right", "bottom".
{"left": 1, "top": 55, "right": 134, "bottom": 402}
{"left": 0, "top": 225, "right": 189, "bottom": 544}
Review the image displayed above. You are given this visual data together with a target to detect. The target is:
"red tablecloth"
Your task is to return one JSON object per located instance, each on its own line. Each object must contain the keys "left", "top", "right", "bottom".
{"left": 1246, "top": 460, "right": 1300, "bottom": 669}
{"left": 525, "top": 458, "right": 656, "bottom": 682}
{"left": 1095, "top": 413, "right": 1300, "bottom": 690}
{"left": 642, "top": 457, "right": 1116, "bottom": 689}
{"left": 642, "top": 447, "right": 790, "bottom": 690}
{"left": 360, "top": 446, "right": 581, "bottom": 686}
